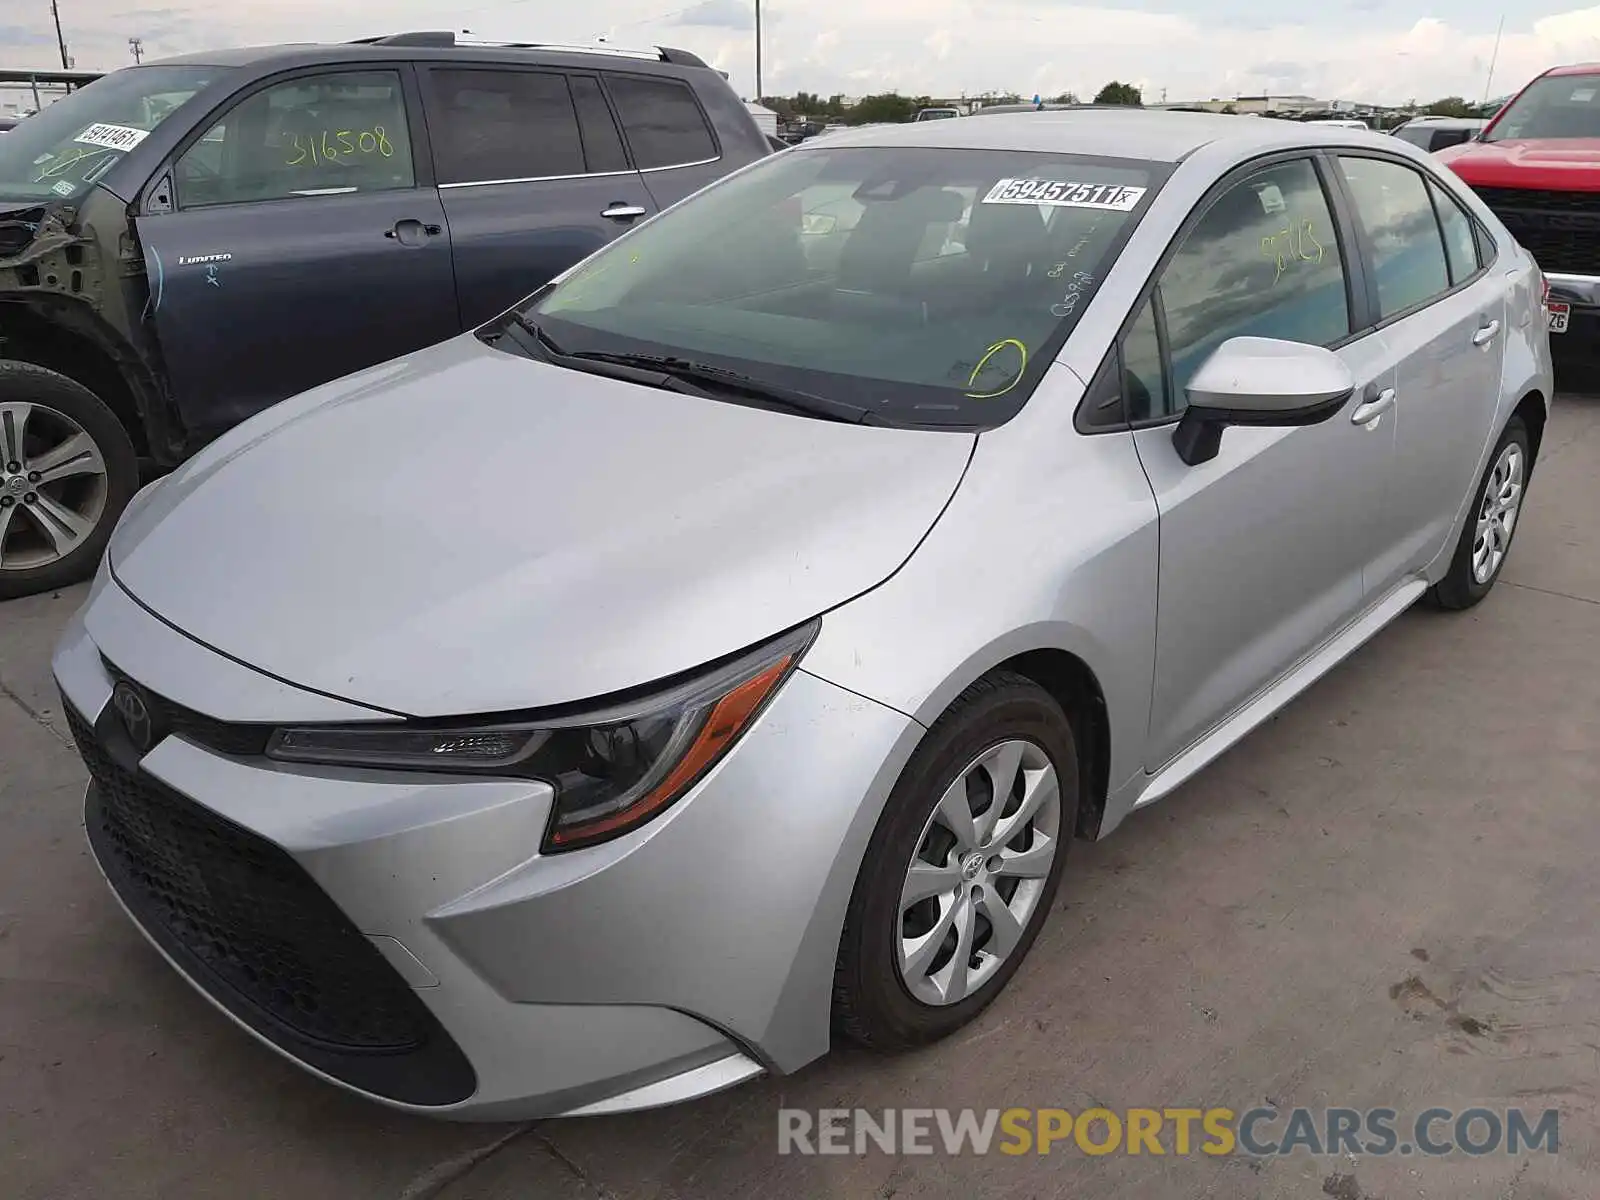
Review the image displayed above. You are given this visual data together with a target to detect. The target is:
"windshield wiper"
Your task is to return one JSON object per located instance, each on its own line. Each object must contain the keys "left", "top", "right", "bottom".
{"left": 499, "top": 314, "right": 713, "bottom": 398}
{"left": 564, "top": 351, "right": 884, "bottom": 425}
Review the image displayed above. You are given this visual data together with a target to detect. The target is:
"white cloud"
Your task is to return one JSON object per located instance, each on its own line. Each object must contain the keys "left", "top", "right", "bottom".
{"left": 2, "top": 1, "right": 1599, "bottom": 107}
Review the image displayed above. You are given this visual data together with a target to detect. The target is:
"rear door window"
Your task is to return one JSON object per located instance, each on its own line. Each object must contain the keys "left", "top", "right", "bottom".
{"left": 427, "top": 69, "right": 585, "bottom": 184}
{"left": 1429, "top": 178, "right": 1481, "bottom": 286}
{"left": 1336, "top": 155, "right": 1451, "bottom": 319}
{"left": 604, "top": 75, "right": 717, "bottom": 169}
{"left": 176, "top": 70, "right": 415, "bottom": 208}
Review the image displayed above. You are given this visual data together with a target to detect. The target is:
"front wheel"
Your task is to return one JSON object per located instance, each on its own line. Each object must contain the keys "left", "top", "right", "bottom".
{"left": 832, "top": 672, "right": 1078, "bottom": 1051}
{"left": 0, "top": 361, "right": 139, "bottom": 600}
{"left": 1426, "top": 415, "right": 1530, "bottom": 611}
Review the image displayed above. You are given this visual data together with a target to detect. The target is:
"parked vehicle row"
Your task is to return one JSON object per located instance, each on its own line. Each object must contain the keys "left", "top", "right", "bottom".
{"left": 0, "top": 32, "right": 772, "bottom": 597}
{"left": 54, "top": 108, "right": 1551, "bottom": 1121}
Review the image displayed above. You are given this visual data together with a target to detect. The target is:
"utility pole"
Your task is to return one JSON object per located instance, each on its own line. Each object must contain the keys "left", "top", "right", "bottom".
{"left": 754, "top": 0, "right": 762, "bottom": 102}
{"left": 128, "top": 36, "right": 144, "bottom": 64}
{"left": 50, "top": 0, "right": 70, "bottom": 69}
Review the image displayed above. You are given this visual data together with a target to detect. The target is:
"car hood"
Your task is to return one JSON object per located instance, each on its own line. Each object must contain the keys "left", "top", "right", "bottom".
{"left": 1438, "top": 137, "right": 1600, "bottom": 190}
{"left": 110, "top": 335, "right": 975, "bottom": 717}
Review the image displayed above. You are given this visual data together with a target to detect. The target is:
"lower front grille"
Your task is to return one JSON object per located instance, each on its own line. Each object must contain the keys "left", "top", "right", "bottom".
{"left": 1473, "top": 186, "right": 1600, "bottom": 277}
{"left": 67, "top": 698, "right": 476, "bottom": 1106}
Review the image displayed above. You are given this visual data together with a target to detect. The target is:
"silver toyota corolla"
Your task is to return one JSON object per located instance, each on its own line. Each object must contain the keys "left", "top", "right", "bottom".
{"left": 54, "top": 111, "right": 1552, "bottom": 1120}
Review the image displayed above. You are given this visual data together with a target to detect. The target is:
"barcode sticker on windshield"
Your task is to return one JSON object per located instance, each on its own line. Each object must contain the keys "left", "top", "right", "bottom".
{"left": 74, "top": 122, "right": 149, "bottom": 151}
{"left": 982, "top": 179, "right": 1147, "bottom": 210}
{"left": 1572, "top": 88, "right": 1597, "bottom": 103}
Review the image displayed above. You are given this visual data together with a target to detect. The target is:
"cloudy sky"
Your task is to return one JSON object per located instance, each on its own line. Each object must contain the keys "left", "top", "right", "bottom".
{"left": 3, "top": 0, "right": 1599, "bottom": 107}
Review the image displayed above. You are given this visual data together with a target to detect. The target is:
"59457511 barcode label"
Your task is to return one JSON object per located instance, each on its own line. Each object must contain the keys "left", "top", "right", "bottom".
{"left": 982, "top": 179, "right": 1147, "bottom": 211}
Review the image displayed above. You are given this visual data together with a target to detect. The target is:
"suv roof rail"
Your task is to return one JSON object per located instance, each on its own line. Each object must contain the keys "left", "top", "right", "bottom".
{"left": 349, "top": 30, "right": 708, "bottom": 66}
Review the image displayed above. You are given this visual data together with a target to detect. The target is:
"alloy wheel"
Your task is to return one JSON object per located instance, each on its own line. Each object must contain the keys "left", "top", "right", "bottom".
{"left": 0, "top": 401, "right": 110, "bottom": 574}
{"left": 896, "top": 738, "right": 1062, "bottom": 1007}
{"left": 1471, "top": 441, "right": 1523, "bottom": 585}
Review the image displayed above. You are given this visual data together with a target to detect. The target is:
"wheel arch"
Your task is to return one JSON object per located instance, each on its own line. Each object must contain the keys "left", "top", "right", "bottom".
{"left": 0, "top": 299, "right": 168, "bottom": 460}
{"left": 1513, "top": 387, "right": 1547, "bottom": 472}
{"left": 987, "top": 647, "right": 1113, "bottom": 842}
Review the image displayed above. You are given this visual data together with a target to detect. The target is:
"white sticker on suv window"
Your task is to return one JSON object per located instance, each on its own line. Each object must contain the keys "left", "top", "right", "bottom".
{"left": 1572, "top": 88, "right": 1597, "bottom": 103}
{"left": 74, "top": 122, "right": 149, "bottom": 151}
{"left": 982, "top": 179, "right": 1147, "bottom": 210}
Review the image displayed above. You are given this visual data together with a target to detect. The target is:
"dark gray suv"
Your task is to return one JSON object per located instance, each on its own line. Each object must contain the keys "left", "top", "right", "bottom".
{"left": 0, "top": 32, "right": 770, "bottom": 597}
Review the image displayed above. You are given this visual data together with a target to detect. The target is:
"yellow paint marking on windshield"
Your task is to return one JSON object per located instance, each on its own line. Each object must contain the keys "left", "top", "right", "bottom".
{"left": 965, "top": 338, "right": 1029, "bottom": 399}
{"left": 1260, "top": 217, "right": 1326, "bottom": 285}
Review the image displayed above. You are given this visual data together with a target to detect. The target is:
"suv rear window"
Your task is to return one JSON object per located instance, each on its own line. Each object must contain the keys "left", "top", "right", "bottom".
{"left": 605, "top": 75, "right": 716, "bottom": 169}
{"left": 429, "top": 69, "right": 585, "bottom": 183}
{"left": 525, "top": 145, "right": 1165, "bottom": 428}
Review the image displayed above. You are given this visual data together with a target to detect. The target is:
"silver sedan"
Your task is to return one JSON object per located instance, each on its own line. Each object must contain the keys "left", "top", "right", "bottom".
{"left": 54, "top": 110, "right": 1552, "bottom": 1120}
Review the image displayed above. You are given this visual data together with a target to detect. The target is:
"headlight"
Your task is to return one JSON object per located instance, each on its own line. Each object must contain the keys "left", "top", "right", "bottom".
{"left": 266, "top": 621, "right": 817, "bottom": 852}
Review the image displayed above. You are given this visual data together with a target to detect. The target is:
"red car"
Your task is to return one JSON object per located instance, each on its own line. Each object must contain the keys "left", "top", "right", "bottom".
{"left": 1437, "top": 64, "right": 1600, "bottom": 353}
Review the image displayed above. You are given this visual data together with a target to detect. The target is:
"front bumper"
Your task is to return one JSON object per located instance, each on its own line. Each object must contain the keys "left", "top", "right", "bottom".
{"left": 54, "top": 574, "right": 920, "bottom": 1119}
{"left": 1545, "top": 273, "right": 1600, "bottom": 361}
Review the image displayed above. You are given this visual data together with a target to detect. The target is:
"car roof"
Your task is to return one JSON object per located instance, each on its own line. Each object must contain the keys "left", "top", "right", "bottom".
{"left": 145, "top": 37, "right": 707, "bottom": 74}
{"left": 1545, "top": 62, "right": 1600, "bottom": 77}
{"left": 791, "top": 108, "right": 1396, "bottom": 164}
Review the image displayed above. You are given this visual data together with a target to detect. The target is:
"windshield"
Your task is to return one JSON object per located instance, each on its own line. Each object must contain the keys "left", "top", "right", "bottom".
{"left": 522, "top": 146, "right": 1165, "bottom": 428}
{"left": 1486, "top": 73, "right": 1600, "bottom": 141}
{"left": 0, "top": 65, "right": 223, "bottom": 202}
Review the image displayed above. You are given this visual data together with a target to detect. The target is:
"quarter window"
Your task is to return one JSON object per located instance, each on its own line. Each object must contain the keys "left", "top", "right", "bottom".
{"left": 428, "top": 69, "right": 585, "bottom": 184}
{"left": 1158, "top": 158, "right": 1350, "bottom": 412}
{"left": 176, "top": 71, "right": 414, "bottom": 208}
{"left": 1429, "top": 178, "right": 1480, "bottom": 285}
{"left": 605, "top": 75, "right": 717, "bottom": 169}
{"left": 1122, "top": 299, "right": 1167, "bottom": 422}
{"left": 1337, "top": 156, "right": 1450, "bottom": 319}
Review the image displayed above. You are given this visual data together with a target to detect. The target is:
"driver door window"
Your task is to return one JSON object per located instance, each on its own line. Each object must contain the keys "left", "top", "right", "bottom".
{"left": 1156, "top": 158, "right": 1351, "bottom": 415}
{"left": 176, "top": 70, "right": 416, "bottom": 209}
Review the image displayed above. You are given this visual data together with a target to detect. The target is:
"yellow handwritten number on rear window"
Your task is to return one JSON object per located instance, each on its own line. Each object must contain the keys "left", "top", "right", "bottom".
{"left": 965, "top": 339, "right": 1029, "bottom": 399}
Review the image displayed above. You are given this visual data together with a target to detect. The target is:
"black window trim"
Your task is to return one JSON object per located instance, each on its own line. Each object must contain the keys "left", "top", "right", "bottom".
{"left": 154, "top": 61, "right": 434, "bottom": 215}
{"left": 599, "top": 69, "right": 723, "bottom": 173}
{"left": 1326, "top": 148, "right": 1493, "bottom": 335}
{"left": 418, "top": 64, "right": 633, "bottom": 189}
{"left": 1075, "top": 148, "right": 1371, "bottom": 435}
{"left": 566, "top": 70, "right": 635, "bottom": 175}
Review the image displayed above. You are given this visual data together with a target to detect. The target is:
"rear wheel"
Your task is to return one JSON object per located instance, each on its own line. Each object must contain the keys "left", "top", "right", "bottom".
{"left": 1426, "top": 415, "right": 1529, "bottom": 611}
{"left": 0, "top": 361, "right": 139, "bottom": 600}
{"left": 833, "top": 672, "right": 1078, "bottom": 1051}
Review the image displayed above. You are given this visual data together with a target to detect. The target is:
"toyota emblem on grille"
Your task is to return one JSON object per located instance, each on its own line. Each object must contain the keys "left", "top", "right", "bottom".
{"left": 111, "top": 681, "right": 155, "bottom": 753}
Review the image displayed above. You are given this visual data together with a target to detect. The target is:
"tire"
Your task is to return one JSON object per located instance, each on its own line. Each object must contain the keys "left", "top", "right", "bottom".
{"left": 1425, "top": 415, "right": 1531, "bottom": 612}
{"left": 0, "top": 360, "right": 139, "bottom": 600}
{"left": 833, "top": 671, "right": 1079, "bottom": 1051}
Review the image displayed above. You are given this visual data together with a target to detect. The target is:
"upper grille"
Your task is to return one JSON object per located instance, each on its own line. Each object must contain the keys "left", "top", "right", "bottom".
{"left": 1471, "top": 186, "right": 1600, "bottom": 276}
{"left": 101, "top": 658, "right": 272, "bottom": 757}
{"left": 67, "top": 698, "right": 476, "bottom": 1105}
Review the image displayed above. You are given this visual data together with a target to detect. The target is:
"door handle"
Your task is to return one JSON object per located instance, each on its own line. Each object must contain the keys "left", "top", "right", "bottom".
{"left": 601, "top": 203, "right": 648, "bottom": 221}
{"left": 1472, "top": 319, "right": 1501, "bottom": 346}
{"left": 385, "top": 219, "right": 443, "bottom": 242}
{"left": 1350, "top": 387, "right": 1396, "bottom": 427}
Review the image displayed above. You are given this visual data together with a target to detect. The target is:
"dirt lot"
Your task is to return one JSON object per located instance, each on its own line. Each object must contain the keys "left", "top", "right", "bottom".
{"left": 3, "top": 398, "right": 1599, "bottom": 1200}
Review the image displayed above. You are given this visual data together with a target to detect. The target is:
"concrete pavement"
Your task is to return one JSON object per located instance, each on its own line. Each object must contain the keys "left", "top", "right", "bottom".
{"left": 3, "top": 399, "right": 1599, "bottom": 1199}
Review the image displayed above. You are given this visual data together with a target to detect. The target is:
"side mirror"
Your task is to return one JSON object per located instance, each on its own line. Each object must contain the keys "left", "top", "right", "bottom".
{"left": 1171, "top": 337, "right": 1355, "bottom": 466}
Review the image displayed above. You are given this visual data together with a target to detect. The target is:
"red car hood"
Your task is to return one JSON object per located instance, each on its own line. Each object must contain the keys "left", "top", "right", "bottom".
{"left": 1438, "top": 138, "right": 1600, "bottom": 191}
